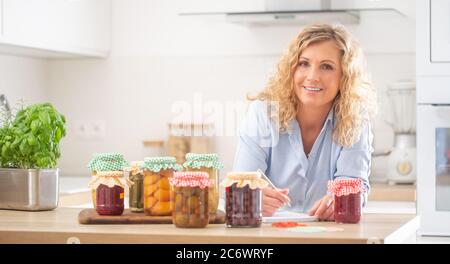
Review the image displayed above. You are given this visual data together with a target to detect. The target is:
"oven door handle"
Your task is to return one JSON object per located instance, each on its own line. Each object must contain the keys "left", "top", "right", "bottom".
{"left": 431, "top": 104, "right": 450, "bottom": 107}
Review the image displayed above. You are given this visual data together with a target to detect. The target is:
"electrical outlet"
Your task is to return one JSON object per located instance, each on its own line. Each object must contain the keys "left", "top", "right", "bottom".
{"left": 91, "top": 120, "right": 106, "bottom": 139}
{"left": 74, "top": 120, "right": 106, "bottom": 140}
{"left": 74, "top": 120, "right": 89, "bottom": 139}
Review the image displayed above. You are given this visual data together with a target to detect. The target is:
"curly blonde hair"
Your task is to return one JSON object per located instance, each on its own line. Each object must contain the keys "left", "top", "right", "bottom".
{"left": 249, "top": 24, "right": 377, "bottom": 147}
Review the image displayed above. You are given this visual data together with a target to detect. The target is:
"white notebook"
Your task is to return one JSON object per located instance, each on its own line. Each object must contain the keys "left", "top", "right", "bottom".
{"left": 262, "top": 210, "right": 318, "bottom": 223}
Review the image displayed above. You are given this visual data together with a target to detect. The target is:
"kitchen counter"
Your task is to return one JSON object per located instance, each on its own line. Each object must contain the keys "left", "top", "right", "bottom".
{"left": 0, "top": 208, "right": 418, "bottom": 244}
{"left": 368, "top": 183, "right": 416, "bottom": 201}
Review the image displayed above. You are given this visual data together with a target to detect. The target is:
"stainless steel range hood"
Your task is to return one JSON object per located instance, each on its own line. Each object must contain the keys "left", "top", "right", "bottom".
{"left": 179, "top": 0, "right": 406, "bottom": 26}
{"left": 225, "top": 10, "right": 359, "bottom": 26}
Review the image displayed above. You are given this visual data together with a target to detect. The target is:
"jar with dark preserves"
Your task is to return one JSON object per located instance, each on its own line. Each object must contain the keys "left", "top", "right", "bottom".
{"left": 141, "top": 156, "right": 183, "bottom": 216}
{"left": 183, "top": 153, "right": 223, "bottom": 214}
{"left": 169, "top": 171, "right": 212, "bottom": 228}
{"left": 127, "top": 161, "right": 144, "bottom": 212}
{"left": 221, "top": 172, "right": 268, "bottom": 228}
{"left": 87, "top": 153, "right": 130, "bottom": 216}
{"left": 96, "top": 176, "right": 125, "bottom": 216}
{"left": 328, "top": 178, "right": 366, "bottom": 224}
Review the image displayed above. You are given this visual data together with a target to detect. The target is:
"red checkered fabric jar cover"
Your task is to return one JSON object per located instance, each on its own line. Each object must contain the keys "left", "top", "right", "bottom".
{"left": 169, "top": 171, "right": 213, "bottom": 189}
{"left": 327, "top": 178, "right": 366, "bottom": 197}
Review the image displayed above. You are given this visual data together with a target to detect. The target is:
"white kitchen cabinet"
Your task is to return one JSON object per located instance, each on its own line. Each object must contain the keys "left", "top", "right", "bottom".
{"left": 0, "top": 0, "right": 110, "bottom": 58}
{"left": 430, "top": 0, "right": 450, "bottom": 62}
{"left": 417, "top": 0, "right": 450, "bottom": 78}
{"left": 0, "top": 0, "right": 3, "bottom": 37}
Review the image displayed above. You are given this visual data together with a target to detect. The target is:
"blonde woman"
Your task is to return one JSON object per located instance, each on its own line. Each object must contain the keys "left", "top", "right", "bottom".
{"left": 233, "top": 24, "right": 377, "bottom": 221}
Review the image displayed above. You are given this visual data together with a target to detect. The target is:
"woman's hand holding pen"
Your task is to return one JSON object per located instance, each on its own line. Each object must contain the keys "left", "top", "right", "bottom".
{"left": 262, "top": 188, "right": 291, "bottom": 216}
{"left": 308, "top": 194, "right": 334, "bottom": 221}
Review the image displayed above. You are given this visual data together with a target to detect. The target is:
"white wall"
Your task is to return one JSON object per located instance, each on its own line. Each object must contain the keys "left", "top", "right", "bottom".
{"left": 0, "top": 54, "right": 49, "bottom": 112}
{"left": 47, "top": 0, "right": 416, "bottom": 180}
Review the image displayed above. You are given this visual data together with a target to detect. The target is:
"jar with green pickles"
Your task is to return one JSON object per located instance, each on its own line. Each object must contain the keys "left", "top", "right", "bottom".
{"left": 87, "top": 153, "right": 130, "bottom": 215}
{"left": 141, "top": 156, "right": 183, "bottom": 216}
{"left": 183, "top": 153, "right": 223, "bottom": 214}
{"left": 126, "top": 161, "right": 144, "bottom": 212}
{"left": 169, "top": 171, "right": 212, "bottom": 228}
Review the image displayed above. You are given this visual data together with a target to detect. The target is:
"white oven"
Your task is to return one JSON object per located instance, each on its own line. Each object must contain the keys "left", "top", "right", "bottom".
{"left": 417, "top": 105, "right": 450, "bottom": 236}
{"left": 417, "top": 0, "right": 450, "bottom": 236}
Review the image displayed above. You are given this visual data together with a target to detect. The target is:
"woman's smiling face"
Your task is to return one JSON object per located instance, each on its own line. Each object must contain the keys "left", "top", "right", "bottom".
{"left": 293, "top": 40, "right": 343, "bottom": 109}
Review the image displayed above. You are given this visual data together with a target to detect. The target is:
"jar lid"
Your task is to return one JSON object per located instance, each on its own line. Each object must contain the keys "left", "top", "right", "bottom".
{"left": 183, "top": 153, "right": 224, "bottom": 169}
{"left": 220, "top": 171, "right": 268, "bottom": 190}
{"left": 141, "top": 156, "right": 183, "bottom": 173}
{"left": 125, "top": 161, "right": 143, "bottom": 175}
{"left": 169, "top": 171, "right": 212, "bottom": 189}
{"left": 87, "top": 153, "right": 128, "bottom": 172}
{"left": 87, "top": 171, "right": 133, "bottom": 189}
{"left": 327, "top": 178, "right": 366, "bottom": 197}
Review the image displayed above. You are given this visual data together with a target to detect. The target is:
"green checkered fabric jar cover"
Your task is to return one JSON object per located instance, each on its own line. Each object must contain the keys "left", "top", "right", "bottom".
{"left": 88, "top": 153, "right": 128, "bottom": 172}
{"left": 141, "top": 156, "right": 183, "bottom": 173}
{"left": 183, "top": 153, "right": 224, "bottom": 170}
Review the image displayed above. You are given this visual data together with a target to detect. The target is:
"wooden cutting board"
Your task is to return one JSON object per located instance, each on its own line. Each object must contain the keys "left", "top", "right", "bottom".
{"left": 78, "top": 209, "right": 225, "bottom": 225}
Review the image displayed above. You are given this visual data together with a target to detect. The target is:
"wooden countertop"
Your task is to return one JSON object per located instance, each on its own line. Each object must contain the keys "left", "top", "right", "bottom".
{"left": 0, "top": 207, "right": 418, "bottom": 244}
{"left": 368, "top": 183, "right": 416, "bottom": 202}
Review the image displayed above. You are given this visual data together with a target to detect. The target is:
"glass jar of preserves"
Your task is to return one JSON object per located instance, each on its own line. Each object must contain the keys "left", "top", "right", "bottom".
{"left": 95, "top": 173, "right": 126, "bottom": 216}
{"left": 141, "top": 156, "right": 183, "bottom": 216}
{"left": 169, "top": 171, "right": 212, "bottom": 228}
{"left": 90, "top": 172, "right": 98, "bottom": 209}
{"left": 87, "top": 153, "right": 130, "bottom": 216}
{"left": 221, "top": 172, "right": 268, "bottom": 228}
{"left": 183, "top": 153, "right": 223, "bottom": 214}
{"left": 126, "top": 161, "right": 144, "bottom": 213}
{"left": 328, "top": 178, "right": 366, "bottom": 224}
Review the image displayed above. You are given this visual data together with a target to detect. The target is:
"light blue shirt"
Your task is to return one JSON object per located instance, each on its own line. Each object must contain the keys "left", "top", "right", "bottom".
{"left": 232, "top": 100, "right": 373, "bottom": 212}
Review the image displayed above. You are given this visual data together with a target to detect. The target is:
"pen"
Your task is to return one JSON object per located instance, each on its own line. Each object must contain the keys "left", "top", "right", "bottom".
{"left": 257, "top": 169, "right": 292, "bottom": 207}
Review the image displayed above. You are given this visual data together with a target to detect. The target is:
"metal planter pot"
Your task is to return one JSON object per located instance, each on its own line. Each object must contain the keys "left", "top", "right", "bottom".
{"left": 0, "top": 168, "right": 59, "bottom": 211}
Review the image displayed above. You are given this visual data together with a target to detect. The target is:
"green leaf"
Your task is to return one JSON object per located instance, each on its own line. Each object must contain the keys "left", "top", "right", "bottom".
{"left": 11, "top": 137, "right": 20, "bottom": 148}
{"left": 55, "top": 128, "right": 62, "bottom": 141}
{"left": 30, "top": 119, "right": 40, "bottom": 132}
{"left": 39, "top": 111, "right": 50, "bottom": 125}
{"left": 27, "top": 134, "right": 36, "bottom": 146}
{"left": 2, "top": 144, "right": 8, "bottom": 156}
{"left": 19, "top": 140, "right": 27, "bottom": 155}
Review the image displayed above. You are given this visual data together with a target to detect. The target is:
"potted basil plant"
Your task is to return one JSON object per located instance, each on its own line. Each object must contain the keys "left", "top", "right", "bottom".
{"left": 0, "top": 99, "right": 66, "bottom": 211}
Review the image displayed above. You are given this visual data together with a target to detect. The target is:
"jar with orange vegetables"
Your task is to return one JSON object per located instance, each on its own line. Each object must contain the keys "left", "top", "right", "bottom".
{"left": 141, "top": 156, "right": 183, "bottom": 216}
{"left": 183, "top": 153, "right": 223, "bottom": 214}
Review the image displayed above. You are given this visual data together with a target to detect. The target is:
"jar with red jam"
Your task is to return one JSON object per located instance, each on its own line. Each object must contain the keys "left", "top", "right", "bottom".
{"left": 88, "top": 153, "right": 130, "bottom": 216}
{"left": 169, "top": 171, "right": 212, "bottom": 228}
{"left": 327, "top": 178, "right": 366, "bottom": 224}
{"left": 221, "top": 172, "right": 268, "bottom": 228}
